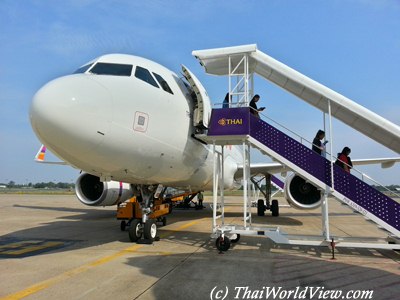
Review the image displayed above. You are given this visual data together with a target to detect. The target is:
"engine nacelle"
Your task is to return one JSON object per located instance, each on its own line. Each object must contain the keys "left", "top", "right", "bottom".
{"left": 75, "top": 173, "right": 133, "bottom": 206}
{"left": 284, "top": 173, "right": 322, "bottom": 210}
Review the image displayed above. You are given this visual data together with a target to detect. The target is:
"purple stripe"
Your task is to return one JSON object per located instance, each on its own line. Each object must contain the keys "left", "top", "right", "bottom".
{"left": 113, "top": 182, "right": 124, "bottom": 205}
{"left": 271, "top": 175, "right": 284, "bottom": 190}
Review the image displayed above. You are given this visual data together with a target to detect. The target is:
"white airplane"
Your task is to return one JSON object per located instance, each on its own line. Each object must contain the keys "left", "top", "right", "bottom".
{"left": 29, "top": 53, "right": 400, "bottom": 241}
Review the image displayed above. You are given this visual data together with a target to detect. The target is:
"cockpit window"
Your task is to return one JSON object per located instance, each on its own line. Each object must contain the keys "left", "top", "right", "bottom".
{"left": 153, "top": 72, "right": 173, "bottom": 94}
{"left": 73, "top": 63, "right": 93, "bottom": 74}
{"left": 89, "top": 62, "right": 133, "bottom": 76}
{"left": 134, "top": 66, "right": 159, "bottom": 88}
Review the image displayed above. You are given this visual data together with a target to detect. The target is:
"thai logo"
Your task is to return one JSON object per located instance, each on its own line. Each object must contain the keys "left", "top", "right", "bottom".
{"left": 218, "top": 118, "right": 227, "bottom": 126}
{"left": 218, "top": 118, "right": 243, "bottom": 126}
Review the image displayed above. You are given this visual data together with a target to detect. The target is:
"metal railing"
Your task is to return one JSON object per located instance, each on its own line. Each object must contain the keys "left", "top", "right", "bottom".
{"left": 256, "top": 109, "right": 400, "bottom": 199}
{"left": 211, "top": 103, "right": 400, "bottom": 199}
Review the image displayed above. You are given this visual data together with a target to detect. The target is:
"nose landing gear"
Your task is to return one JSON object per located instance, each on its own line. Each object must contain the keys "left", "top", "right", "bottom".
{"left": 117, "top": 186, "right": 170, "bottom": 244}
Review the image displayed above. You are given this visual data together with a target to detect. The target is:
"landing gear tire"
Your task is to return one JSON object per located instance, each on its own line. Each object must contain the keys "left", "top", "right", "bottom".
{"left": 216, "top": 235, "right": 231, "bottom": 252}
{"left": 257, "top": 199, "right": 265, "bottom": 216}
{"left": 143, "top": 219, "right": 157, "bottom": 241}
{"left": 271, "top": 199, "right": 279, "bottom": 217}
{"left": 230, "top": 234, "right": 241, "bottom": 243}
{"left": 120, "top": 220, "right": 127, "bottom": 231}
{"left": 128, "top": 219, "right": 142, "bottom": 242}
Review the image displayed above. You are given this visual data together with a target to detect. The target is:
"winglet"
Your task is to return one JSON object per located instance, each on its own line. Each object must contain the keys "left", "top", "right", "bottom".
{"left": 34, "top": 144, "right": 68, "bottom": 165}
{"left": 35, "top": 145, "right": 47, "bottom": 162}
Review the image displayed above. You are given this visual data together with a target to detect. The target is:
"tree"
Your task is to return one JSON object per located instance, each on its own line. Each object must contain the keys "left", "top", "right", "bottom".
{"left": 7, "top": 181, "right": 15, "bottom": 188}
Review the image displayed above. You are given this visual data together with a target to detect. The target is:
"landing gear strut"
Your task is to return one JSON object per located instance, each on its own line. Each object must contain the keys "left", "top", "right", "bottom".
{"left": 117, "top": 184, "right": 169, "bottom": 244}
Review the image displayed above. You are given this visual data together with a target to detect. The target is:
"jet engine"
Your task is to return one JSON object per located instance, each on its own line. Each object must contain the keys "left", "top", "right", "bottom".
{"left": 284, "top": 173, "right": 322, "bottom": 210}
{"left": 75, "top": 173, "right": 133, "bottom": 206}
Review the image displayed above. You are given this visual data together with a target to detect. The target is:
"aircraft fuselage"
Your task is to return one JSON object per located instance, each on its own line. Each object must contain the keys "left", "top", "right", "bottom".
{"left": 30, "top": 54, "right": 241, "bottom": 190}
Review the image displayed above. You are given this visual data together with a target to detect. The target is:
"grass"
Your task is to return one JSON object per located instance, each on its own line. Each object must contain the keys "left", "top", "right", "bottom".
{"left": 0, "top": 188, "right": 75, "bottom": 195}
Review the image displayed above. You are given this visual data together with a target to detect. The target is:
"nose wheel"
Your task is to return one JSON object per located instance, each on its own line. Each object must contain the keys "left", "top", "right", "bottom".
{"left": 125, "top": 217, "right": 165, "bottom": 243}
{"left": 128, "top": 219, "right": 143, "bottom": 242}
{"left": 143, "top": 219, "right": 157, "bottom": 241}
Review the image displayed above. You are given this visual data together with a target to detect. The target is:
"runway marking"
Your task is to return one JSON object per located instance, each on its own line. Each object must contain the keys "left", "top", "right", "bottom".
{"left": 0, "top": 239, "right": 74, "bottom": 258}
{"left": 0, "top": 218, "right": 207, "bottom": 300}
{"left": 132, "top": 250, "right": 175, "bottom": 256}
{"left": 161, "top": 219, "right": 202, "bottom": 234}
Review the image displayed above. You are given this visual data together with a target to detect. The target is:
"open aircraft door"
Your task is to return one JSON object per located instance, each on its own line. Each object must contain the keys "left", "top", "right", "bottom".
{"left": 182, "top": 65, "right": 212, "bottom": 128}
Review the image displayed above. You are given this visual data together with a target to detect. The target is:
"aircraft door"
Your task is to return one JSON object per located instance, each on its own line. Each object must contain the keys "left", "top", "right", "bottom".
{"left": 181, "top": 65, "right": 212, "bottom": 129}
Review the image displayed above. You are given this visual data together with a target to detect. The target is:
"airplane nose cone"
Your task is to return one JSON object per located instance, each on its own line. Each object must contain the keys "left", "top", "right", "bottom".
{"left": 30, "top": 75, "right": 112, "bottom": 157}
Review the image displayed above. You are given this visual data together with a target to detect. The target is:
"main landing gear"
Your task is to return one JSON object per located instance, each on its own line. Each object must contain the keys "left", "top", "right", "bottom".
{"left": 257, "top": 199, "right": 279, "bottom": 217}
{"left": 252, "top": 175, "right": 280, "bottom": 217}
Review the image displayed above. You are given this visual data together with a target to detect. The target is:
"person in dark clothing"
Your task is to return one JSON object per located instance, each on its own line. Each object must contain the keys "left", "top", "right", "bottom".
{"left": 312, "top": 130, "right": 326, "bottom": 155}
{"left": 197, "top": 191, "right": 204, "bottom": 209}
{"left": 249, "top": 94, "right": 265, "bottom": 118}
{"left": 335, "top": 146, "right": 353, "bottom": 173}
{"left": 223, "top": 93, "right": 230, "bottom": 108}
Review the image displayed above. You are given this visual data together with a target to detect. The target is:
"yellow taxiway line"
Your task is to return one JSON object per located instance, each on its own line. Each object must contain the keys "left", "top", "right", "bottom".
{"left": 1, "top": 218, "right": 206, "bottom": 300}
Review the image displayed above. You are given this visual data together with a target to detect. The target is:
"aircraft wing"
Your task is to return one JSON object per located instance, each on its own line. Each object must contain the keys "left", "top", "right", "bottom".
{"left": 234, "top": 162, "right": 286, "bottom": 180}
{"left": 352, "top": 157, "right": 400, "bottom": 169}
{"left": 34, "top": 145, "right": 68, "bottom": 165}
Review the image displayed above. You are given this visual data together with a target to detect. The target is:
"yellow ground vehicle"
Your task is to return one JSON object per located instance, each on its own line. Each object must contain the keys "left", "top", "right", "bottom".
{"left": 164, "top": 191, "right": 203, "bottom": 209}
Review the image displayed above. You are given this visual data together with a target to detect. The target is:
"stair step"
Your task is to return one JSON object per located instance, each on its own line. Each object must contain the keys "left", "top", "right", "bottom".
{"left": 247, "top": 117, "right": 400, "bottom": 238}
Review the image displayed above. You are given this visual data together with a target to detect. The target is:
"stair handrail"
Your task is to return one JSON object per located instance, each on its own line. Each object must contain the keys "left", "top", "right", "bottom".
{"left": 209, "top": 104, "right": 399, "bottom": 198}
{"left": 253, "top": 108, "right": 400, "bottom": 199}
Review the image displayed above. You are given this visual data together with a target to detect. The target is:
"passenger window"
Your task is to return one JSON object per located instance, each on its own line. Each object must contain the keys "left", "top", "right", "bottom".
{"left": 134, "top": 66, "right": 159, "bottom": 88}
{"left": 89, "top": 63, "right": 132, "bottom": 76}
{"left": 153, "top": 73, "right": 174, "bottom": 94}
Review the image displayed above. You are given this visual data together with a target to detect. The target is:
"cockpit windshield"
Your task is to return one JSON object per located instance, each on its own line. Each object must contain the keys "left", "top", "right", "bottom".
{"left": 73, "top": 63, "right": 93, "bottom": 74}
{"left": 89, "top": 62, "right": 133, "bottom": 76}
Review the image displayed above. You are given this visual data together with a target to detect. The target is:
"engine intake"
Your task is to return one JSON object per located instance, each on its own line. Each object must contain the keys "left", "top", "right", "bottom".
{"left": 284, "top": 173, "right": 321, "bottom": 210}
{"left": 75, "top": 173, "right": 133, "bottom": 206}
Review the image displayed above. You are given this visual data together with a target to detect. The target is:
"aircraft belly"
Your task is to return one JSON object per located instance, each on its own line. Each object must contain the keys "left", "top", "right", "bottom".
{"left": 80, "top": 122, "right": 240, "bottom": 190}
{"left": 86, "top": 126, "right": 214, "bottom": 187}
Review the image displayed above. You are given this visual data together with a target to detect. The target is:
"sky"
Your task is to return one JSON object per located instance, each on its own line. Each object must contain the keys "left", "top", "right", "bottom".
{"left": 0, "top": 0, "right": 399, "bottom": 185}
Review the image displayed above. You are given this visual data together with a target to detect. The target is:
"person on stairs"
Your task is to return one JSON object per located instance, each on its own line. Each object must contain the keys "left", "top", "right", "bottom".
{"left": 335, "top": 146, "right": 353, "bottom": 173}
{"left": 312, "top": 130, "right": 328, "bottom": 155}
{"left": 249, "top": 94, "right": 265, "bottom": 118}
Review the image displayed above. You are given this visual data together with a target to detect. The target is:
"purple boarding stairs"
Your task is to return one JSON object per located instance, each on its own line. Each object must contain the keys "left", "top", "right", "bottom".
{"left": 207, "top": 107, "right": 400, "bottom": 238}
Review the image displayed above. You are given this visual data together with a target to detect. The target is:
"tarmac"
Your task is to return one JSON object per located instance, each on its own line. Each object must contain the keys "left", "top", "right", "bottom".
{"left": 0, "top": 194, "right": 399, "bottom": 300}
